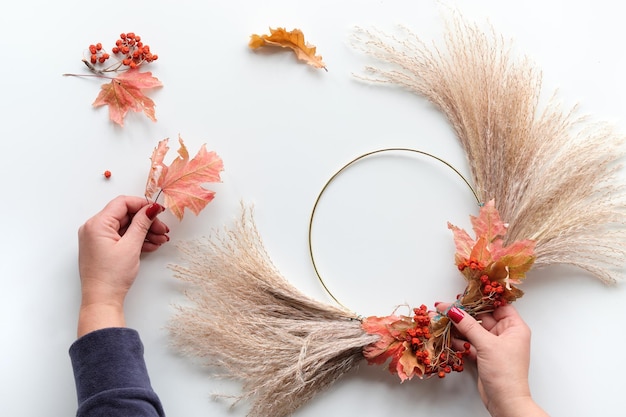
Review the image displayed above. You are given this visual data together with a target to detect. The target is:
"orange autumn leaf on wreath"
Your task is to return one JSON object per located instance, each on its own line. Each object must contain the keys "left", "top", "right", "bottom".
{"left": 93, "top": 69, "right": 162, "bottom": 127}
{"left": 448, "top": 200, "right": 536, "bottom": 303}
{"left": 145, "top": 136, "right": 223, "bottom": 220}
{"left": 249, "top": 27, "right": 327, "bottom": 70}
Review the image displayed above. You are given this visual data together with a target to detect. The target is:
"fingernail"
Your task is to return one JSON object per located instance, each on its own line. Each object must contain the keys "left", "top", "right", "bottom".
{"left": 165, "top": 234, "right": 170, "bottom": 242}
{"left": 146, "top": 203, "right": 163, "bottom": 220}
{"left": 434, "top": 301, "right": 441, "bottom": 307}
{"left": 447, "top": 306, "right": 465, "bottom": 324}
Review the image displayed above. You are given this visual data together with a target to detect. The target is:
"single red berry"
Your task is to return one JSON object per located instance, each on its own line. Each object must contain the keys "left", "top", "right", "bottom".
{"left": 103, "top": 170, "right": 112, "bottom": 179}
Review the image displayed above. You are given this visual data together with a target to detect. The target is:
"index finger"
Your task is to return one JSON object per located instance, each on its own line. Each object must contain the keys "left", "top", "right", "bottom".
{"left": 99, "top": 195, "right": 152, "bottom": 221}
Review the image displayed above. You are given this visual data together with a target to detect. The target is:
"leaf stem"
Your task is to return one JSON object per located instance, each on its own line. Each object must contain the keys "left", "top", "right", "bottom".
{"left": 62, "top": 72, "right": 114, "bottom": 80}
{"left": 154, "top": 189, "right": 163, "bottom": 204}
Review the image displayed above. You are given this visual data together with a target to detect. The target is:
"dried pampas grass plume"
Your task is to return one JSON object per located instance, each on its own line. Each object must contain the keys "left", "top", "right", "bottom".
{"left": 168, "top": 206, "right": 378, "bottom": 417}
{"left": 352, "top": 14, "right": 626, "bottom": 283}
{"left": 169, "top": 12, "right": 626, "bottom": 417}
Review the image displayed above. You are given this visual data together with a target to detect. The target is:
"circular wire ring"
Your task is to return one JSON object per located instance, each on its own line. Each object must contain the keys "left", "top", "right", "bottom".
{"left": 307, "top": 147, "right": 483, "bottom": 312}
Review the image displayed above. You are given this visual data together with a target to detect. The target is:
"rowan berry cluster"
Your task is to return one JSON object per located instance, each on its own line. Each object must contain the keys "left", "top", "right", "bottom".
{"left": 480, "top": 274, "right": 507, "bottom": 308}
{"left": 111, "top": 32, "right": 158, "bottom": 69}
{"left": 457, "top": 257, "right": 484, "bottom": 273}
{"left": 406, "top": 305, "right": 432, "bottom": 368}
{"left": 406, "top": 305, "right": 470, "bottom": 379}
{"left": 88, "top": 43, "right": 110, "bottom": 64}
{"left": 407, "top": 304, "right": 431, "bottom": 354}
{"left": 431, "top": 341, "right": 471, "bottom": 378}
{"left": 85, "top": 32, "right": 157, "bottom": 72}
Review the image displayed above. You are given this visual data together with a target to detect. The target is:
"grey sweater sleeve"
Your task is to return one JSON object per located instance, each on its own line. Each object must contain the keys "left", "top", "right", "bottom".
{"left": 69, "top": 327, "right": 165, "bottom": 417}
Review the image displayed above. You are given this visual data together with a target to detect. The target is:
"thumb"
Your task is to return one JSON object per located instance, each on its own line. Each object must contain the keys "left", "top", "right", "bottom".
{"left": 123, "top": 202, "right": 164, "bottom": 247}
{"left": 447, "top": 306, "right": 491, "bottom": 349}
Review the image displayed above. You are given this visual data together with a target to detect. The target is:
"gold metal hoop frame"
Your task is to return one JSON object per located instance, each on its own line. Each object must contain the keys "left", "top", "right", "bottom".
{"left": 307, "top": 147, "right": 483, "bottom": 311}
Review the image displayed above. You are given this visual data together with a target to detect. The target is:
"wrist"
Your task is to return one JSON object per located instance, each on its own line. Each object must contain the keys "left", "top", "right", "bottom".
{"left": 488, "top": 394, "right": 549, "bottom": 417}
{"left": 77, "top": 301, "right": 126, "bottom": 338}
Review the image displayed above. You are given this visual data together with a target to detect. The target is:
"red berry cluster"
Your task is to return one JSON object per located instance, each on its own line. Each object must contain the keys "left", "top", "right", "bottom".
{"left": 458, "top": 256, "right": 484, "bottom": 273}
{"left": 407, "top": 304, "right": 432, "bottom": 364}
{"left": 405, "top": 305, "right": 470, "bottom": 378}
{"left": 88, "top": 43, "right": 110, "bottom": 64}
{"left": 111, "top": 32, "right": 158, "bottom": 69}
{"left": 432, "top": 342, "right": 471, "bottom": 378}
{"left": 85, "top": 32, "right": 157, "bottom": 72}
{"left": 480, "top": 274, "right": 507, "bottom": 308}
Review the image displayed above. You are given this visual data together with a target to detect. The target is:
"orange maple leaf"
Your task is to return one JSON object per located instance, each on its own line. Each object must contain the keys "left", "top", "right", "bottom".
{"left": 448, "top": 200, "right": 535, "bottom": 300}
{"left": 249, "top": 27, "right": 327, "bottom": 70}
{"left": 93, "top": 69, "right": 162, "bottom": 127}
{"left": 145, "top": 136, "right": 223, "bottom": 220}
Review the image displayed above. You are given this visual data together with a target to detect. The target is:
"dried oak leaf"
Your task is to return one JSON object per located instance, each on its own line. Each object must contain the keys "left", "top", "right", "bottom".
{"left": 249, "top": 27, "right": 327, "bottom": 70}
{"left": 93, "top": 69, "right": 162, "bottom": 127}
{"left": 145, "top": 136, "right": 223, "bottom": 220}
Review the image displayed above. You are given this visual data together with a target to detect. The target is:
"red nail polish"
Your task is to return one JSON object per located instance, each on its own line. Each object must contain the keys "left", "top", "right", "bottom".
{"left": 146, "top": 203, "right": 163, "bottom": 220}
{"left": 434, "top": 301, "right": 441, "bottom": 307}
{"left": 447, "top": 306, "right": 465, "bottom": 324}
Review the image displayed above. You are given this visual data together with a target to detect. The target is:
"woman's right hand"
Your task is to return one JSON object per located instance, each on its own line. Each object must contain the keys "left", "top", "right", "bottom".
{"left": 438, "top": 303, "right": 549, "bottom": 417}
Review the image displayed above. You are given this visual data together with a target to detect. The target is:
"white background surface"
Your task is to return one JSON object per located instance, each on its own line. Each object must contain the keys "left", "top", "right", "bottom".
{"left": 2, "top": 1, "right": 626, "bottom": 416}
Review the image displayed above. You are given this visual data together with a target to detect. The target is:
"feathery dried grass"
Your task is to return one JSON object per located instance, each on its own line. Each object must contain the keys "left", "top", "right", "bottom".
{"left": 168, "top": 206, "right": 378, "bottom": 417}
{"left": 353, "top": 15, "right": 626, "bottom": 283}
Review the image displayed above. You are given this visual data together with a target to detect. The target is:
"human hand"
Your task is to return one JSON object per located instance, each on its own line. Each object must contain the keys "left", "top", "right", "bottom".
{"left": 77, "top": 196, "right": 169, "bottom": 337}
{"left": 437, "top": 303, "right": 549, "bottom": 417}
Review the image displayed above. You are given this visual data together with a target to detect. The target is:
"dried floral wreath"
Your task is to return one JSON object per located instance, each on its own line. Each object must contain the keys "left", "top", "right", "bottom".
{"left": 168, "top": 14, "right": 626, "bottom": 417}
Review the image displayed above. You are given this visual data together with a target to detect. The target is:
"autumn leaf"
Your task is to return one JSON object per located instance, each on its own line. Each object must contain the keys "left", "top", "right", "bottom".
{"left": 93, "top": 69, "right": 162, "bottom": 126}
{"left": 449, "top": 200, "right": 535, "bottom": 302}
{"left": 145, "top": 136, "right": 223, "bottom": 220}
{"left": 447, "top": 222, "right": 474, "bottom": 264}
{"left": 361, "top": 315, "right": 403, "bottom": 364}
{"left": 249, "top": 27, "right": 327, "bottom": 70}
{"left": 469, "top": 200, "right": 507, "bottom": 243}
{"left": 362, "top": 313, "right": 428, "bottom": 381}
